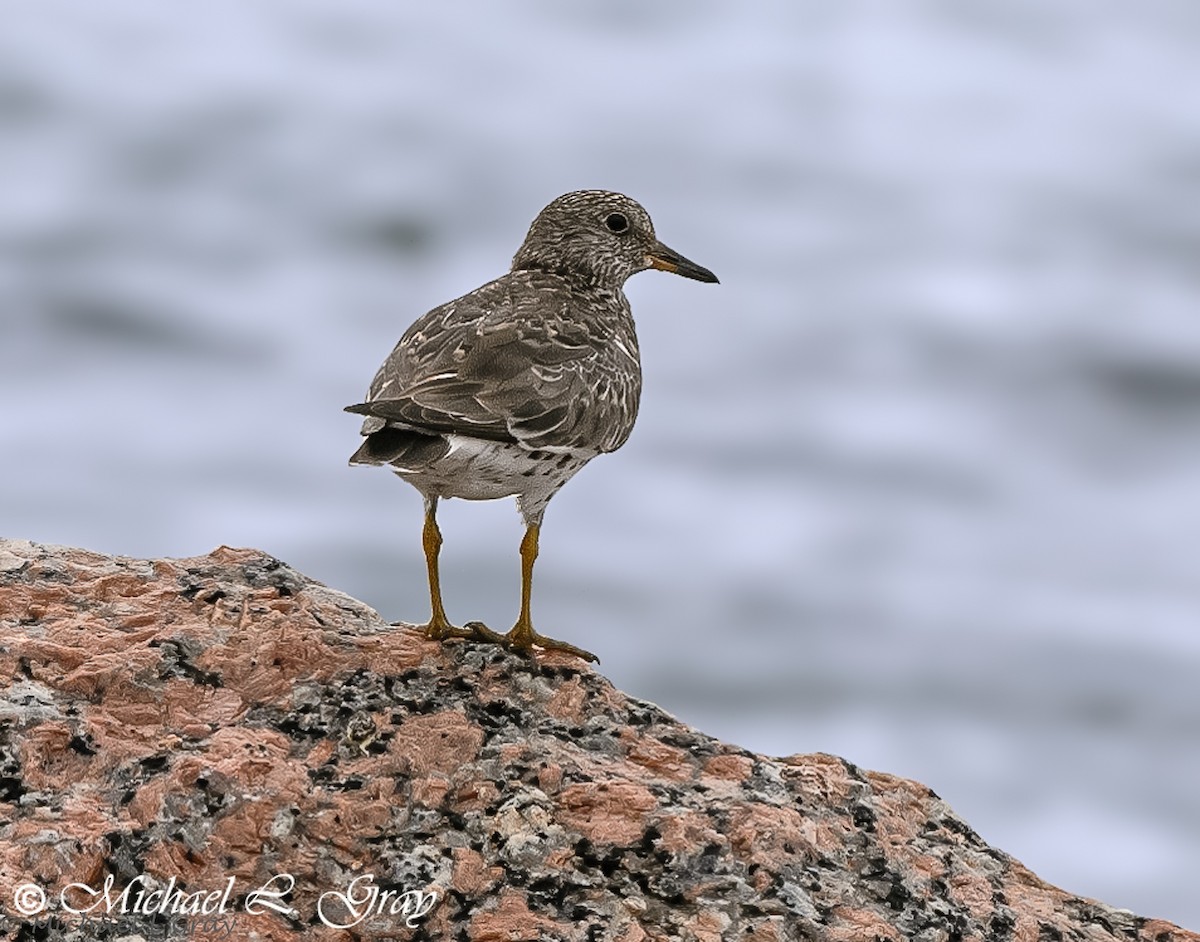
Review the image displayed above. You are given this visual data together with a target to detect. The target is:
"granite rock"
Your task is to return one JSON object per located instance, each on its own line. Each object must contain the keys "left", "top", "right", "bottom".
{"left": 0, "top": 539, "right": 1194, "bottom": 941}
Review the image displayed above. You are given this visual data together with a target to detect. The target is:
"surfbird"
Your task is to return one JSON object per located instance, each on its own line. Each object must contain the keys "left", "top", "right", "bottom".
{"left": 346, "top": 190, "right": 718, "bottom": 662}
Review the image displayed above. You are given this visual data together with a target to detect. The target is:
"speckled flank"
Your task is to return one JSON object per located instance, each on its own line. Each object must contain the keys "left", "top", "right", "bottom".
{"left": 0, "top": 539, "right": 1195, "bottom": 942}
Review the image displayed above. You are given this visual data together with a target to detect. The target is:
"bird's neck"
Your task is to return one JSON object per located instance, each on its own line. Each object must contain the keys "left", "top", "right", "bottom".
{"left": 513, "top": 260, "right": 624, "bottom": 296}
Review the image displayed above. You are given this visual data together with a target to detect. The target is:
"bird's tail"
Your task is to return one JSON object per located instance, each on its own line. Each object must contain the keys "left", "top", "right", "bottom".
{"left": 348, "top": 426, "right": 449, "bottom": 469}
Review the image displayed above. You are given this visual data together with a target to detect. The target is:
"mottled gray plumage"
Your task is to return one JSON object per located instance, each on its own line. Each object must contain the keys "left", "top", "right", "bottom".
{"left": 346, "top": 190, "right": 717, "bottom": 660}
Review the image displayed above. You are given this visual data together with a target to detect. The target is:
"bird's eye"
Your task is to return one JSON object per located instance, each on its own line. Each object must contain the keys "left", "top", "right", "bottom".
{"left": 605, "top": 212, "right": 629, "bottom": 234}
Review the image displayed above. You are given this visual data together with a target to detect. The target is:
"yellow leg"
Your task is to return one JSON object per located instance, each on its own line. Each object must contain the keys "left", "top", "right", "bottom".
{"left": 516, "top": 525, "right": 538, "bottom": 632}
{"left": 420, "top": 502, "right": 476, "bottom": 641}
{"left": 503, "top": 525, "right": 597, "bottom": 662}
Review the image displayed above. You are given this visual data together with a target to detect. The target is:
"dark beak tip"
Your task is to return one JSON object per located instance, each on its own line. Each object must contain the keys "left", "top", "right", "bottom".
{"left": 681, "top": 264, "right": 719, "bottom": 285}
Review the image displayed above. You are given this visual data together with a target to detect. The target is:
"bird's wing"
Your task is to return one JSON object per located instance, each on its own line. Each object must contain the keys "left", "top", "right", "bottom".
{"left": 347, "top": 274, "right": 641, "bottom": 453}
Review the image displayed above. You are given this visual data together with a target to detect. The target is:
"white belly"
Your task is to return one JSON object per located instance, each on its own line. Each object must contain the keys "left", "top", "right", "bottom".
{"left": 393, "top": 434, "right": 595, "bottom": 504}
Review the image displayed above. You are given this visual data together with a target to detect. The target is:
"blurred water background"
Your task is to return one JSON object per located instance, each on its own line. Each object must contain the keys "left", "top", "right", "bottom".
{"left": 1, "top": 0, "right": 1198, "bottom": 927}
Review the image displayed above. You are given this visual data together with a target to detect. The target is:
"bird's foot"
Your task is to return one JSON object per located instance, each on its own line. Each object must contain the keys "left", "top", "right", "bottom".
{"left": 422, "top": 616, "right": 481, "bottom": 642}
{"left": 461, "top": 621, "right": 511, "bottom": 646}
{"left": 480, "top": 619, "right": 598, "bottom": 663}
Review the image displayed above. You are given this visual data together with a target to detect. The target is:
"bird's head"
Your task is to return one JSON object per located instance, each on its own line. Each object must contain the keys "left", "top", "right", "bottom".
{"left": 512, "top": 190, "right": 718, "bottom": 289}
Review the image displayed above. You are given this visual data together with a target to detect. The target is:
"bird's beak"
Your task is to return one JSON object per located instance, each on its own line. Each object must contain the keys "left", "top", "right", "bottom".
{"left": 647, "top": 241, "right": 719, "bottom": 284}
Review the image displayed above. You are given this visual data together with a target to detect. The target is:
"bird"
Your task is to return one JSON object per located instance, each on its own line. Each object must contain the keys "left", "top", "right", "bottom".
{"left": 346, "top": 190, "right": 718, "bottom": 662}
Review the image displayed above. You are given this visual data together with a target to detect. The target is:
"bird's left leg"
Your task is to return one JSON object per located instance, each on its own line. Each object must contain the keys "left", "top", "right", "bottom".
{"left": 502, "top": 522, "right": 597, "bottom": 662}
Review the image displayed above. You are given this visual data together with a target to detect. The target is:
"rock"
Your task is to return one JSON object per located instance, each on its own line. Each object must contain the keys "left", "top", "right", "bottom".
{"left": 0, "top": 538, "right": 1194, "bottom": 941}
